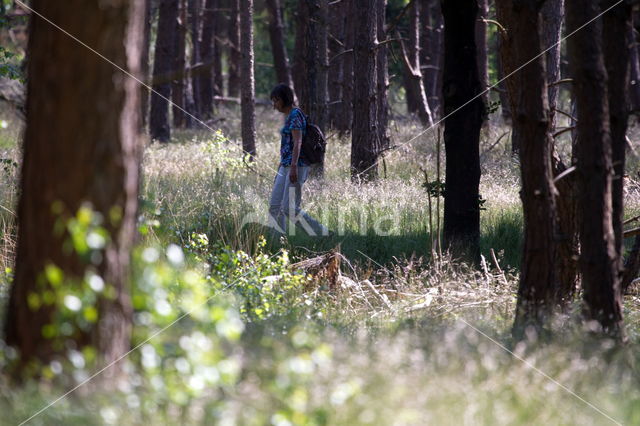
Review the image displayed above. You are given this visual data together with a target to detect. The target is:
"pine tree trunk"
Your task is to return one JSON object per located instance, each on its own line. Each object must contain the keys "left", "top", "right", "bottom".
{"left": 541, "top": 0, "right": 564, "bottom": 128}
{"left": 339, "top": 0, "right": 355, "bottom": 133}
{"left": 399, "top": 1, "right": 433, "bottom": 126}
{"left": 188, "top": 0, "right": 202, "bottom": 119}
{"left": 603, "top": 0, "right": 632, "bottom": 264}
{"left": 198, "top": 0, "right": 215, "bottom": 118}
{"left": 494, "top": 0, "right": 559, "bottom": 334}
{"left": 566, "top": 0, "right": 625, "bottom": 338}
{"left": 377, "top": 0, "right": 390, "bottom": 151}
{"left": 422, "top": 0, "right": 444, "bottom": 118}
{"left": 213, "top": 4, "right": 224, "bottom": 99}
{"left": 350, "top": 0, "right": 379, "bottom": 181}
{"left": 293, "top": 1, "right": 309, "bottom": 111}
{"left": 475, "top": 0, "right": 489, "bottom": 110}
{"left": 628, "top": 20, "right": 640, "bottom": 113}
{"left": 441, "top": 0, "right": 484, "bottom": 263}
{"left": 227, "top": 0, "right": 241, "bottom": 97}
{"left": 172, "top": 0, "right": 187, "bottom": 128}
{"left": 328, "top": 0, "right": 346, "bottom": 129}
{"left": 141, "top": 0, "right": 152, "bottom": 129}
{"left": 150, "top": 0, "right": 178, "bottom": 142}
{"left": 266, "top": 0, "right": 294, "bottom": 89}
{"left": 5, "top": 0, "right": 144, "bottom": 374}
{"left": 240, "top": 0, "right": 256, "bottom": 158}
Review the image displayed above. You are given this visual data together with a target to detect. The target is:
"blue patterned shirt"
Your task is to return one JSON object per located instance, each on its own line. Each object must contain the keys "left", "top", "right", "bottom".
{"left": 280, "top": 108, "right": 308, "bottom": 167}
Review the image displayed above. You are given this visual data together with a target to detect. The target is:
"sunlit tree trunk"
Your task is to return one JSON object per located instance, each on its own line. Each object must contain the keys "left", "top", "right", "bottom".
{"left": 240, "top": 0, "right": 256, "bottom": 158}
{"left": 5, "top": 0, "right": 144, "bottom": 375}
{"left": 198, "top": 0, "right": 215, "bottom": 118}
{"left": 350, "top": 0, "right": 379, "bottom": 180}
{"left": 377, "top": 0, "right": 390, "bottom": 151}
{"left": 266, "top": 0, "right": 294, "bottom": 89}
{"left": 227, "top": 0, "right": 241, "bottom": 97}
{"left": 172, "top": 0, "right": 187, "bottom": 128}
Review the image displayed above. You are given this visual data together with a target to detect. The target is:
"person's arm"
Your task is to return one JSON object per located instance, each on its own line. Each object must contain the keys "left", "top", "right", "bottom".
{"left": 290, "top": 129, "right": 302, "bottom": 183}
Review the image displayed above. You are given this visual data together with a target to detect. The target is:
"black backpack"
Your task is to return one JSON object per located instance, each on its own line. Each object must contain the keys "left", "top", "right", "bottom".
{"left": 301, "top": 114, "right": 326, "bottom": 164}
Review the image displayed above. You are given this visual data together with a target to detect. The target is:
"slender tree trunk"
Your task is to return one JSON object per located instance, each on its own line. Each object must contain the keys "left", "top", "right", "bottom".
{"left": 340, "top": 0, "right": 355, "bottom": 133}
{"left": 628, "top": 21, "right": 640, "bottom": 113}
{"left": 213, "top": 3, "right": 224, "bottom": 99}
{"left": 328, "top": 0, "right": 346, "bottom": 129}
{"left": 266, "top": 0, "right": 294, "bottom": 89}
{"left": 603, "top": 0, "right": 632, "bottom": 265}
{"left": 566, "top": 0, "right": 625, "bottom": 338}
{"left": 422, "top": 0, "right": 444, "bottom": 118}
{"left": 188, "top": 0, "right": 202, "bottom": 119}
{"left": 228, "top": 0, "right": 241, "bottom": 97}
{"left": 377, "top": 0, "right": 390, "bottom": 151}
{"left": 240, "top": 0, "right": 256, "bottom": 158}
{"left": 150, "top": 0, "right": 178, "bottom": 142}
{"left": 475, "top": 0, "right": 489, "bottom": 110}
{"left": 293, "top": 1, "right": 309, "bottom": 112}
{"left": 5, "top": 0, "right": 144, "bottom": 374}
{"left": 441, "top": 0, "right": 484, "bottom": 263}
{"left": 399, "top": 1, "right": 433, "bottom": 126}
{"left": 496, "top": 34, "right": 512, "bottom": 122}
{"left": 541, "top": 0, "right": 564, "bottom": 128}
{"left": 495, "top": 0, "right": 559, "bottom": 335}
{"left": 141, "top": 0, "right": 152, "bottom": 129}
{"left": 198, "top": 0, "right": 215, "bottom": 119}
{"left": 350, "top": 0, "right": 379, "bottom": 181}
{"left": 173, "top": 0, "right": 187, "bottom": 128}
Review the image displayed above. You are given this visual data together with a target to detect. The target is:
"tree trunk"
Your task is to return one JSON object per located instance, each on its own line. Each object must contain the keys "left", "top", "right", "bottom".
{"left": 198, "top": 0, "right": 215, "bottom": 119}
{"left": 141, "top": 0, "right": 153, "bottom": 129}
{"left": 150, "top": 0, "right": 178, "bottom": 142}
{"left": 603, "top": 0, "right": 632, "bottom": 265}
{"left": 227, "top": 0, "right": 241, "bottom": 98}
{"left": 266, "top": 0, "right": 294, "bottom": 89}
{"left": 441, "top": 0, "right": 484, "bottom": 263}
{"left": 350, "top": 0, "right": 379, "bottom": 181}
{"left": 5, "top": 0, "right": 144, "bottom": 374}
{"left": 172, "top": 0, "right": 187, "bottom": 128}
{"left": 328, "top": 0, "right": 346, "bottom": 129}
{"left": 293, "top": 1, "right": 309, "bottom": 112}
{"left": 339, "top": 0, "right": 355, "bottom": 133}
{"left": 566, "top": 0, "right": 625, "bottom": 338}
{"left": 541, "top": 0, "right": 564, "bottom": 128}
{"left": 475, "top": 0, "right": 488, "bottom": 110}
{"left": 213, "top": 3, "right": 224, "bottom": 99}
{"left": 496, "top": 33, "right": 512, "bottom": 122}
{"left": 422, "top": 0, "right": 444, "bottom": 118}
{"left": 188, "top": 0, "right": 202, "bottom": 120}
{"left": 628, "top": 20, "right": 640, "bottom": 113}
{"left": 399, "top": 1, "right": 433, "bottom": 126}
{"left": 495, "top": 0, "right": 559, "bottom": 335}
{"left": 240, "top": 0, "right": 256, "bottom": 158}
{"left": 377, "top": 0, "right": 390, "bottom": 151}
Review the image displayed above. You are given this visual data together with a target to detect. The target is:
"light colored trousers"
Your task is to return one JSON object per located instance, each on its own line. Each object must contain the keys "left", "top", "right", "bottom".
{"left": 268, "top": 165, "right": 328, "bottom": 236}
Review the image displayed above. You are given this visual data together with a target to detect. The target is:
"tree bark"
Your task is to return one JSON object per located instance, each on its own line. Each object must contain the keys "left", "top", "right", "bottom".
{"left": 566, "top": 0, "right": 625, "bottom": 338}
{"left": 377, "top": 0, "right": 390, "bottom": 151}
{"left": 240, "top": 0, "right": 256, "bottom": 158}
{"left": 188, "top": 0, "right": 202, "bottom": 120}
{"left": 441, "top": 0, "right": 484, "bottom": 263}
{"left": 141, "top": 0, "right": 153, "bottom": 129}
{"left": 541, "top": 0, "right": 564, "bottom": 128}
{"left": 198, "top": 0, "right": 215, "bottom": 119}
{"left": 339, "top": 0, "right": 355, "bottom": 133}
{"left": 628, "top": 22, "right": 640, "bottom": 113}
{"left": 475, "top": 0, "right": 489, "bottom": 110}
{"left": 266, "top": 0, "right": 294, "bottom": 89}
{"left": 422, "top": 0, "right": 444, "bottom": 118}
{"left": 227, "top": 0, "right": 241, "bottom": 97}
{"left": 350, "top": 0, "right": 379, "bottom": 181}
{"left": 398, "top": 1, "right": 433, "bottom": 126}
{"left": 172, "top": 0, "right": 187, "bottom": 128}
{"left": 495, "top": 0, "right": 559, "bottom": 335}
{"left": 5, "top": 0, "right": 144, "bottom": 374}
{"left": 603, "top": 0, "right": 631, "bottom": 265}
{"left": 293, "top": 1, "right": 309, "bottom": 112}
{"left": 213, "top": 2, "right": 224, "bottom": 99}
{"left": 150, "top": 0, "right": 178, "bottom": 142}
{"left": 328, "top": 0, "right": 346, "bottom": 129}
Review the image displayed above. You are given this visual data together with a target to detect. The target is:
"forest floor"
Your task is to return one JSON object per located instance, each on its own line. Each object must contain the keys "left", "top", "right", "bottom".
{"left": 1, "top": 103, "right": 640, "bottom": 425}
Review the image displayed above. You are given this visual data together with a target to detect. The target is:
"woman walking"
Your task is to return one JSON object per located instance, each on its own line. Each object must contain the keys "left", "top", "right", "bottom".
{"left": 268, "top": 84, "right": 328, "bottom": 236}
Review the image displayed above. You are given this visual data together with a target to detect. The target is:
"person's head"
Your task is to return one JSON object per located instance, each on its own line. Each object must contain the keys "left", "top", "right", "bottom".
{"left": 270, "top": 83, "right": 295, "bottom": 112}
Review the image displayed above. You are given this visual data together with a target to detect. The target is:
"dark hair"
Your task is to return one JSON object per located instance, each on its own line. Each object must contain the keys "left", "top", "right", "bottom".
{"left": 270, "top": 83, "right": 295, "bottom": 107}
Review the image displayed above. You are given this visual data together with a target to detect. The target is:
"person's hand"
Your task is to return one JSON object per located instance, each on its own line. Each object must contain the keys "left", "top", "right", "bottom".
{"left": 289, "top": 166, "right": 298, "bottom": 184}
